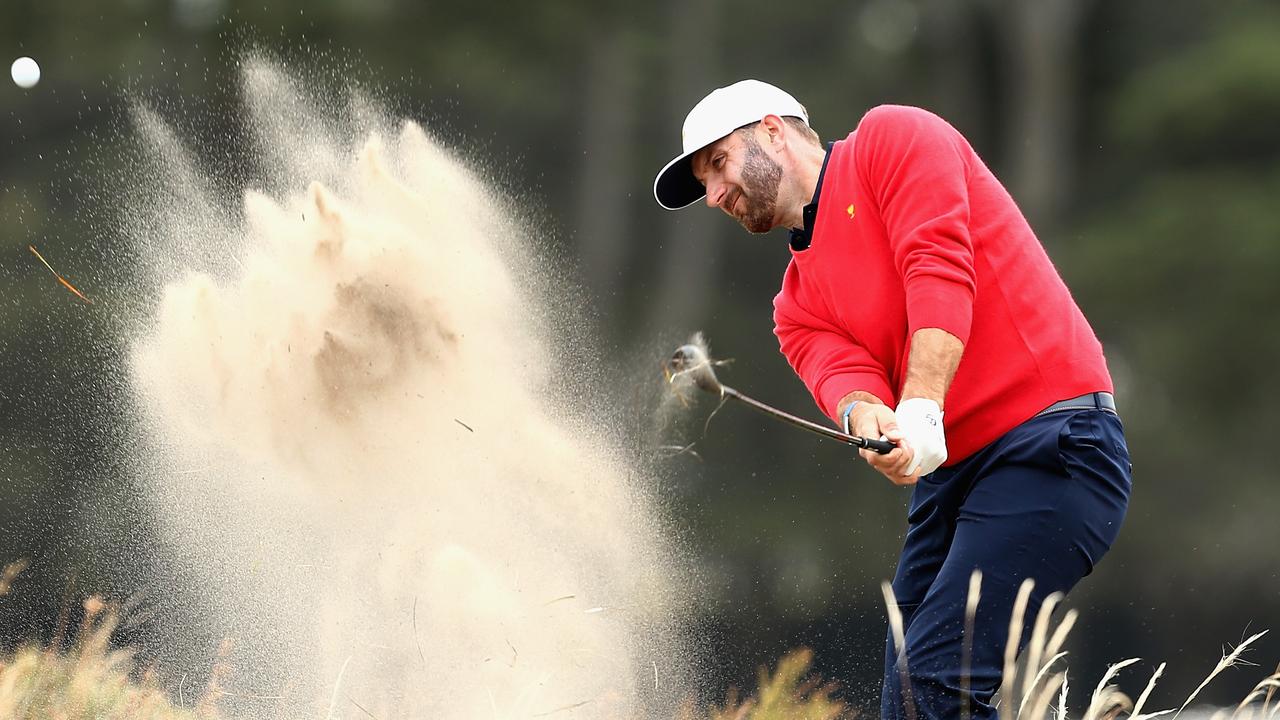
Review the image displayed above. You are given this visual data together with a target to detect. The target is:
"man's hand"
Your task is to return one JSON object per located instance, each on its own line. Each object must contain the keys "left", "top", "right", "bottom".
{"left": 846, "top": 401, "right": 920, "bottom": 486}
{"left": 895, "top": 398, "right": 947, "bottom": 476}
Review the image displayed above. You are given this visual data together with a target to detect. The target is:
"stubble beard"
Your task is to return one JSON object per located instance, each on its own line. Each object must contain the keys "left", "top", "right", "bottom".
{"left": 736, "top": 132, "right": 784, "bottom": 234}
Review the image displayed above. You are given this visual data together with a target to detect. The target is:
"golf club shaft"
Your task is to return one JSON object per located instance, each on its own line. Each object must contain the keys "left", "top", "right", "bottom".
{"left": 722, "top": 386, "right": 896, "bottom": 454}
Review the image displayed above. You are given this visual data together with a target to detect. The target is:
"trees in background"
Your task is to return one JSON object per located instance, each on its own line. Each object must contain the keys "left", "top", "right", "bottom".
{"left": 1, "top": 0, "right": 1278, "bottom": 706}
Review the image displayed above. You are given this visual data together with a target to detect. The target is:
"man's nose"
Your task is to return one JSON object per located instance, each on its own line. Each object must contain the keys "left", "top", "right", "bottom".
{"left": 705, "top": 180, "right": 726, "bottom": 209}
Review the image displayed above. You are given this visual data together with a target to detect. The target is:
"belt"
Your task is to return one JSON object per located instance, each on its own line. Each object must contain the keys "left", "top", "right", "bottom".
{"left": 1035, "top": 391, "right": 1117, "bottom": 417}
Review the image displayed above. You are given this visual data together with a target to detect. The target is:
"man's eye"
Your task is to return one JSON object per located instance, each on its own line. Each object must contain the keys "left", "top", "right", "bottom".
{"left": 713, "top": 156, "right": 725, "bottom": 169}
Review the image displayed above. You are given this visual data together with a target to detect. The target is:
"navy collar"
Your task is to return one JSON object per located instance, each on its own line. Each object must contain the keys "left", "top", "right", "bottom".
{"left": 789, "top": 142, "right": 835, "bottom": 251}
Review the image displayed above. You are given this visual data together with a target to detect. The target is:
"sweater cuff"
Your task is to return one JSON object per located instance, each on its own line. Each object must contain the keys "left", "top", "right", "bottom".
{"left": 907, "top": 280, "right": 974, "bottom": 345}
{"left": 817, "top": 372, "right": 896, "bottom": 424}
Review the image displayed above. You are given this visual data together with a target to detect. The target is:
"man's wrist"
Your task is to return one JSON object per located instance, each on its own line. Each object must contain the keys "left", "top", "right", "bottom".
{"left": 836, "top": 391, "right": 885, "bottom": 432}
{"left": 841, "top": 401, "right": 860, "bottom": 434}
{"left": 898, "top": 389, "right": 944, "bottom": 411}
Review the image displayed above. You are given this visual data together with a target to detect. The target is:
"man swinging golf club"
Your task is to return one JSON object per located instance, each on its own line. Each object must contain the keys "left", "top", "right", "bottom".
{"left": 653, "top": 80, "right": 1132, "bottom": 719}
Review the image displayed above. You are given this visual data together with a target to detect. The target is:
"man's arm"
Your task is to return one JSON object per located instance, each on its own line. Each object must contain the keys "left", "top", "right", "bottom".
{"left": 774, "top": 265, "right": 896, "bottom": 421}
{"left": 837, "top": 107, "right": 977, "bottom": 484}
{"left": 837, "top": 327, "right": 964, "bottom": 485}
{"left": 899, "top": 328, "right": 964, "bottom": 408}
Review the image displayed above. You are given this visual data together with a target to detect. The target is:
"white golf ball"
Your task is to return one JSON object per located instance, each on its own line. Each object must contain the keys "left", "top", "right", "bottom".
{"left": 11, "top": 57, "right": 40, "bottom": 89}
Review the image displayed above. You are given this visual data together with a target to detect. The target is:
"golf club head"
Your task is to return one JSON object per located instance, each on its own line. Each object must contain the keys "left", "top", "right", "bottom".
{"left": 665, "top": 343, "right": 723, "bottom": 395}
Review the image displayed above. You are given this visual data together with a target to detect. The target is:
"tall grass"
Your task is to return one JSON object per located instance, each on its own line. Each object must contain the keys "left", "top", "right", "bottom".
{"left": 0, "top": 561, "right": 211, "bottom": 720}
{"left": 882, "top": 575, "right": 1280, "bottom": 720}
{"left": 4, "top": 558, "right": 1278, "bottom": 719}
{"left": 678, "top": 647, "right": 853, "bottom": 720}
{"left": 683, "top": 577, "right": 1280, "bottom": 720}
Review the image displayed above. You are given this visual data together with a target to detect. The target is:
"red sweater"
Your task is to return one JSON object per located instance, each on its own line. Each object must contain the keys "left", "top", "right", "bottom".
{"left": 773, "top": 105, "right": 1112, "bottom": 465}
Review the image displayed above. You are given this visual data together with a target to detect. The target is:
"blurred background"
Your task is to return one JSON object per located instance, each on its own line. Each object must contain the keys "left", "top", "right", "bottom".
{"left": 2, "top": 0, "right": 1279, "bottom": 715}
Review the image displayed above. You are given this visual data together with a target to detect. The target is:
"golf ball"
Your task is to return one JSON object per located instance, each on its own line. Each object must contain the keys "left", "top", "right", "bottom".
{"left": 11, "top": 57, "right": 40, "bottom": 89}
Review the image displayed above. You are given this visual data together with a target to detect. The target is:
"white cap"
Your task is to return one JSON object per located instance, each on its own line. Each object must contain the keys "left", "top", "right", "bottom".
{"left": 653, "top": 79, "right": 809, "bottom": 210}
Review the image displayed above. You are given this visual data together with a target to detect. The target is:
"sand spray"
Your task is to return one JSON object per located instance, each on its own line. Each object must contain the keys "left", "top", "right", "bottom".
{"left": 123, "top": 57, "right": 690, "bottom": 718}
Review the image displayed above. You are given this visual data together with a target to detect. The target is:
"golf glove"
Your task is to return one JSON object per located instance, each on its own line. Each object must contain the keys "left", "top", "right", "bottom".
{"left": 896, "top": 398, "right": 947, "bottom": 476}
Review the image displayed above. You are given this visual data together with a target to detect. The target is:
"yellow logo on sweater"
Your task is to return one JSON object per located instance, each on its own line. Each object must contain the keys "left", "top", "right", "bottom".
{"left": 847, "top": 203, "right": 856, "bottom": 219}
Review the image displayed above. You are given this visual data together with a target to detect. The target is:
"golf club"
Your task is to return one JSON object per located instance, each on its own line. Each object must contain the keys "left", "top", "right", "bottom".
{"left": 664, "top": 342, "right": 896, "bottom": 454}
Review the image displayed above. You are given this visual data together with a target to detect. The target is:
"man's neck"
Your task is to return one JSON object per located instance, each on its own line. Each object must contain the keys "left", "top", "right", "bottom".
{"left": 779, "top": 141, "right": 831, "bottom": 229}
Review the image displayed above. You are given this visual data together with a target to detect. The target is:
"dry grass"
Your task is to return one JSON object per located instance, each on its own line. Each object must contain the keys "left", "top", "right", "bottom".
{"left": 5, "top": 557, "right": 1279, "bottom": 720}
{"left": 0, "top": 561, "right": 212, "bottom": 720}
{"left": 939, "top": 572, "right": 1279, "bottom": 720}
{"left": 661, "top": 573, "right": 1276, "bottom": 720}
{"left": 678, "top": 647, "right": 854, "bottom": 720}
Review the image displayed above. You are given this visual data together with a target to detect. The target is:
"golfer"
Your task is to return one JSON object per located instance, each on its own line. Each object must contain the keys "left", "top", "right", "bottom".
{"left": 653, "top": 80, "right": 1131, "bottom": 719}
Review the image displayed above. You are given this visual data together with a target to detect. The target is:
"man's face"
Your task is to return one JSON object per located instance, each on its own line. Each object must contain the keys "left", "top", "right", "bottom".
{"left": 692, "top": 127, "right": 783, "bottom": 234}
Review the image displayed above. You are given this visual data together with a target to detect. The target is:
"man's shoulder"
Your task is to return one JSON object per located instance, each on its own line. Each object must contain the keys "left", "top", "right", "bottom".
{"left": 856, "top": 104, "right": 955, "bottom": 135}
{"left": 850, "top": 104, "right": 971, "bottom": 170}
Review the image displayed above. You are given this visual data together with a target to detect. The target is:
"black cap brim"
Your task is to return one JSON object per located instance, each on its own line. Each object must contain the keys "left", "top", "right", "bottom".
{"left": 653, "top": 151, "right": 707, "bottom": 211}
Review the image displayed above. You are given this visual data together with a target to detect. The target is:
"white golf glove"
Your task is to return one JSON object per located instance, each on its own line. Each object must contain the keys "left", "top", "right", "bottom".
{"left": 895, "top": 398, "right": 947, "bottom": 476}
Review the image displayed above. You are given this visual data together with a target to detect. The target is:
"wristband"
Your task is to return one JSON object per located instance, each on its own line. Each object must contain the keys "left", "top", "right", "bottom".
{"left": 841, "top": 400, "right": 861, "bottom": 435}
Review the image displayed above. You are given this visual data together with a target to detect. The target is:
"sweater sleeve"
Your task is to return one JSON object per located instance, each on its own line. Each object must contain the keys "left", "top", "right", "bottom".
{"left": 773, "top": 269, "right": 895, "bottom": 423}
{"left": 856, "top": 105, "right": 977, "bottom": 344}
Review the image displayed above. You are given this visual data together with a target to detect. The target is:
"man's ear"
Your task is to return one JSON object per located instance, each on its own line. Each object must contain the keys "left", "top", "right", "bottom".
{"left": 760, "top": 114, "right": 787, "bottom": 148}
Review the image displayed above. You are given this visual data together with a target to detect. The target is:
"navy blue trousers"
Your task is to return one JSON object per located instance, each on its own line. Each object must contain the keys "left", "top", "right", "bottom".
{"left": 881, "top": 409, "right": 1131, "bottom": 720}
